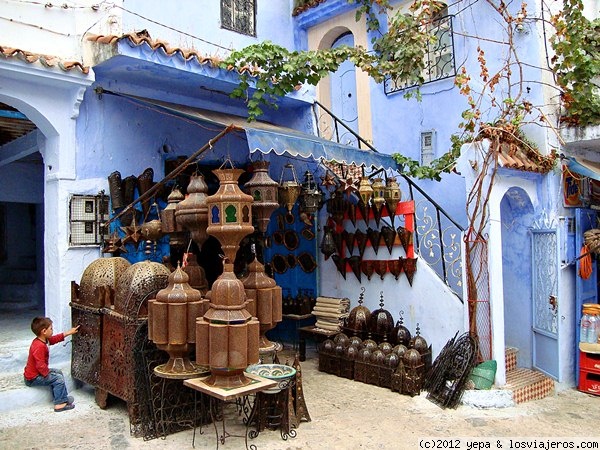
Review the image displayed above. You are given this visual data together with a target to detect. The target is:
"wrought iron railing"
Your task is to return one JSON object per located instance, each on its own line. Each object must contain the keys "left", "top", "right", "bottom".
{"left": 384, "top": 15, "right": 457, "bottom": 95}
{"left": 312, "top": 100, "right": 465, "bottom": 301}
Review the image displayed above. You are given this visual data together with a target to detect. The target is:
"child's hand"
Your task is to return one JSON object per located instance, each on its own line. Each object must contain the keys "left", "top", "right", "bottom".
{"left": 66, "top": 325, "right": 80, "bottom": 336}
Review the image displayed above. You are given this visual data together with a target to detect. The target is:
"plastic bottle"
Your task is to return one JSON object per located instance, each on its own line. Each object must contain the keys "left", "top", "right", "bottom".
{"left": 580, "top": 304, "right": 593, "bottom": 343}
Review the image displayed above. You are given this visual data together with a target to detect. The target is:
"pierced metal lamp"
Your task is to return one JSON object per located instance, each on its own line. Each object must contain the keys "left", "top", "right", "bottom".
{"left": 244, "top": 160, "right": 279, "bottom": 234}
{"left": 278, "top": 163, "right": 301, "bottom": 216}
{"left": 299, "top": 170, "right": 324, "bottom": 217}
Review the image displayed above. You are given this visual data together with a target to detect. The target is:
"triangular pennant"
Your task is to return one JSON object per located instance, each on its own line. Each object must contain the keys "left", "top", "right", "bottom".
{"left": 403, "top": 257, "right": 417, "bottom": 286}
{"left": 367, "top": 227, "right": 381, "bottom": 255}
{"left": 361, "top": 259, "right": 375, "bottom": 281}
{"left": 343, "top": 230, "right": 355, "bottom": 255}
{"left": 358, "top": 200, "right": 370, "bottom": 227}
{"left": 372, "top": 204, "right": 383, "bottom": 228}
{"left": 354, "top": 229, "right": 368, "bottom": 259}
{"left": 397, "top": 226, "right": 413, "bottom": 254}
{"left": 375, "top": 260, "right": 388, "bottom": 280}
{"left": 347, "top": 255, "right": 362, "bottom": 283}
{"left": 381, "top": 225, "right": 396, "bottom": 255}
{"left": 331, "top": 254, "right": 347, "bottom": 279}
{"left": 347, "top": 202, "right": 357, "bottom": 227}
{"left": 388, "top": 257, "right": 404, "bottom": 280}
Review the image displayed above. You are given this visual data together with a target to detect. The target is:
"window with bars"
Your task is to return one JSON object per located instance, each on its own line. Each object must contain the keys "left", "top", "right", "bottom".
{"left": 384, "top": 12, "right": 456, "bottom": 95}
{"left": 69, "top": 194, "right": 109, "bottom": 246}
{"left": 221, "top": 0, "right": 256, "bottom": 36}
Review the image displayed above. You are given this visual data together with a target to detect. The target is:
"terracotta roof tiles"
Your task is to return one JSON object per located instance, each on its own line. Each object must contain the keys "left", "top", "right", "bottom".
{"left": 0, "top": 46, "right": 89, "bottom": 74}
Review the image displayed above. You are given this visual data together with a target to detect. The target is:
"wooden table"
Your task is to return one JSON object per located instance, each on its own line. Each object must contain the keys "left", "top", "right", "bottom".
{"left": 282, "top": 313, "right": 314, "bottom": 351}
{"left": 184, "top": 373, "right": 277, "bottom": 449}
{"left": 297, "top": 325, "right": 339, "bottom": 361}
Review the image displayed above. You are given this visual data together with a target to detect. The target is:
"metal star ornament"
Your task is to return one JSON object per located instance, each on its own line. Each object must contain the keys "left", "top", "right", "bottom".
{"left": 120, "top": 216, "right": 143, "bottom": 249}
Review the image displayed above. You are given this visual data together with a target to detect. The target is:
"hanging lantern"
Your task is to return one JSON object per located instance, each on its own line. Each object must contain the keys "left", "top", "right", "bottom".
{"left": 357, "top": 176, "right": 373, "bottom": 225}
{"left": 299, "top": 171, "right": 324, "bottom": 215}
{"left": 175, "top": 175, "right": 209, "bottom": 248}
{"left": 326, "top": 188, "right": 347, "bottom": 226}
{"left": 371, "top": 177, "right": 386, "bottom": 227}
{"left": 244, "top": 160, "right": 279, "bottom": 234}
{"left": 148, "top": 265, "right": 209, "bottom": 378}
{"left": 160, "top": 187, "right": 187, "bottom": 249}
{"left": 278, "top": 163, "right": 301, "bottom": 216}
{"left": 384, "top": 176, "right": 402, "bottom": 221}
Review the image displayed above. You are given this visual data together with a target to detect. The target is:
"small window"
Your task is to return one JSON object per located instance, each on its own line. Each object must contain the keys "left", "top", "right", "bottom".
{"left": 69, "top": 194, "right": 109, "bottom": 246}
{"left": 421, "top": 131, "right": 436, "bottom": 166}
{"left": 221, "top": 0, "right": 256, "bottom": 36}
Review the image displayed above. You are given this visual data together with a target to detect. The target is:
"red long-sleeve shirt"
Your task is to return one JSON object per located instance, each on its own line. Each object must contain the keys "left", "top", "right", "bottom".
{"left": 23, "top": 333, "right": 64, "bottom": 380}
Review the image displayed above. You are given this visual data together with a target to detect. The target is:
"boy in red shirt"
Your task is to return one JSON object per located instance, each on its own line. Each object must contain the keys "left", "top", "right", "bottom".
{"left": 23, "top": 317, "right": 80, "bottom": 412}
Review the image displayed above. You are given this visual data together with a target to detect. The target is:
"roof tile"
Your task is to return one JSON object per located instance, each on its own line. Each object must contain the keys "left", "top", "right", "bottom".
{"left": 0, "top": 46, "right": 89, "bottom": 74}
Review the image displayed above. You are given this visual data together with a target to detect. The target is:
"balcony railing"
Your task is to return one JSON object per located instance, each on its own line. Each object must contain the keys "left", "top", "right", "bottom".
{"left": 312, "top": 100, "right": 465, "bottom": 301}
{"left": 384, "top": 15, "right": 456, "bottom": 95}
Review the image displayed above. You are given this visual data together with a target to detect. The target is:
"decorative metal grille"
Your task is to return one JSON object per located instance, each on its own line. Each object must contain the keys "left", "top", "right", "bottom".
{"left": 221, "top": 0, "right": 256, "bottom": 36}
{"left": 531, "top": 230, "right": 558, "bottom": 334}
{"left": 69, "top": 193, "right": 109, "bottom": 246}
{"left": 384, "top": 15, "right": 456, "bottom": 95}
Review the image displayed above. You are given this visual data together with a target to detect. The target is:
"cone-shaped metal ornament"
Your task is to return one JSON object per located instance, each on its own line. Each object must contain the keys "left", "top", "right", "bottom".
{"left": 367, "top": 227, "right": 381, "bottom": 255}
{"left": 403, "top": 257, "right": 417, "bottom": 286}
{"left": 388, "top": 257, "right": 405, "bottom": 280}
{"left": 381, "top": 225, "right": 397, "bottom": 255}
{"left": 343, "top": 230, "right": 355, "bottom": 255}
{"left": 347, "top": 255, "right": 362, "bottom": 282}
{"left": 374, "top": 259, "right": 388, "bottom": 280}
{"left": 331, "top": 254, "right": 347, "bottom": 279}
{"left": 354, "top": 229, "right": 368, "bottom": 259}
{"left": 320, "top": 226, "right": 337, "bottom": 260}
{"left": 347, "top": 201, "right": 357, "bottom": 227}
{"left": 397, "top": 226, "right": 413, "bottom": 254}
{"left": 361, "top": 259, "right": 375, "bottom": 281}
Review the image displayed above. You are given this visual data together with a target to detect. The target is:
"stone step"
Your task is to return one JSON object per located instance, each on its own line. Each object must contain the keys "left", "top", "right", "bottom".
{"left": 505, "top": 346, "right": 518, "bottom": 373}
{"left": 505, "top": 367, "right": 555, "bottom": 404}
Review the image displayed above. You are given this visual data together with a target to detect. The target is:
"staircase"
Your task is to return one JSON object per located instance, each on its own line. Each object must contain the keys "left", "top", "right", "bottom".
{"left": 504, "top": 347, "right": 555, "bottom": 404}
{"left": 0, "top": 311, "right": 77, "bottom": 412}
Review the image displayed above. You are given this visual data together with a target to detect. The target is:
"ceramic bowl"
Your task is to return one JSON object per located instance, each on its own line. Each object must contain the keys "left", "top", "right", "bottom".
{"left": 245, "top": 364, "right": 297, "bottom": 394}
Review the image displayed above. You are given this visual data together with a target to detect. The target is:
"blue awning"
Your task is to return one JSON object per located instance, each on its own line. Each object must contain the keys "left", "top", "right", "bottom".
{"left": 127, "top": 95, "right": 399, "bottom": 171}
{"left": 567, "top": 157, "right": 600, "bottom": 181}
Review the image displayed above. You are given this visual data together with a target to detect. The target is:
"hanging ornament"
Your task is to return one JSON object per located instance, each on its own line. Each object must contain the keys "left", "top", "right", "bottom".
{"left": 160, "top": 187, "right": 187, "bottom": 250}
{"left": 384, "top": 175, "right": 402, "bottom": 225}
{"left": 357, "top": 176, "right": 373, "bottom": 226}
{"left": 120, "top": 215, "right": 143, "bottom": 249}
{"left": 175, "top": 174, "right": 209, "bottom": 248}
{"left": 320, "top": 226, "right": 337, "bottom": 260}
{"left": 371, "top": 177, "right": 386, "bottom": 228}
{"left": 326, "top": 188, "right": 347, "bottom": 226}
{"left": 278, "top": 163, "right": 301, "bottom": 217}
{"left": 244, "top": 160, "right": 279, "bottom": 234}
{"left": 299, "top": 171, "right": 324, "bottom": 217}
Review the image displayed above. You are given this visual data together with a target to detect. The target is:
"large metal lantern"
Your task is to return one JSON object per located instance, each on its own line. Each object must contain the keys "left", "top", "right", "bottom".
{"left": 371, "top": 177, "right": 386, "bottom": 227}
{"left": 148, "top": 265, "right": 209, "bottom": 378}
{"left": 357, "top": 176, "right": 373, "bottom": 225}
{"left": 244, "top": 160, "right": 279, "bottom": 234}
{"left": 175, "top": 175, "right": 209, "bottom": 248}
{"left": 206, "top": 168, "right": 255, "bottom": 263}
{"left": 299, "top": 171, "right": 323, "bottom": 215}
{"left": 278, "top": 163, "right": 301, "bottom": 216}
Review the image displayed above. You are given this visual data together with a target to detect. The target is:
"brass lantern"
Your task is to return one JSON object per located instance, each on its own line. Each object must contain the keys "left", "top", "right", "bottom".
{"left": 357, "top": 176, "right": 373, "bottom": 225}
{"left": 244, "top": 160, "right": 279, "bottom": 234}
{"left": 278, "top": 163, "right": 301, "bottom": 216}
{"left": 299, "top": 171, "right": 323, "bottom": 215}
{"left": 371, "top": 177, "right": 386, "bottom": 227}
{"left": 384, "top": 176, "right": 402, "bottom": 221}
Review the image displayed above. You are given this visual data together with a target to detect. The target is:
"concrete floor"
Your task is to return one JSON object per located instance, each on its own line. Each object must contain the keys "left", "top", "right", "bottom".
{"left": 1, "top": 344, "right": 600, "bottom": 450}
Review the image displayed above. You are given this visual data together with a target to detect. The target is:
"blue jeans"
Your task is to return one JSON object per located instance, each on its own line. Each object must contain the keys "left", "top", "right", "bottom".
{"left": 24, "top": 368, "right": 69, "bottom": 405}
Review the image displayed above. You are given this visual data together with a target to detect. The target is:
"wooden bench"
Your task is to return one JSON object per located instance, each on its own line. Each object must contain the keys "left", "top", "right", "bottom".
{"left": 297, "top": 326, "right": 338, "bottom": 361}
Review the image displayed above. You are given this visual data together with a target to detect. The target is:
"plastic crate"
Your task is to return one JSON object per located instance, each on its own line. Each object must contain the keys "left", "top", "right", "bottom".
{"left": 578, "top": 369, "right": 600, "bottom": 396}
{"left": 580, "top": 350, "right": 600, "bottom": 373}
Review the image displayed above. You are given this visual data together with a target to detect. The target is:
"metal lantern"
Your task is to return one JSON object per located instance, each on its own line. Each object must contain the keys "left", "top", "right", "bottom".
{"left": 371, "top": 177, "right": 386, "bottom": 227}
{"left": 278, "top": 163, "right": 301, "bottom": 216}
{"left": 175, "top": 175, "right": 209, "bottom": 248}
{"left": 244, "top": 160, "right": 279, "bottom": 234}
{"left": 160, "top": 187, "right": 187, "bottom": 249}
{"left": 384, "top": 176, "right": 402, "bottom": 220}
{"left": 299, "top": 171, "right": 323, "bottom": 215}
{"left": 148, "top": 265, "right": 209, "bottom": 378}
{"left": 357, "top": 176, "right": 373, "bottom": 225}
{"left": 206, "top": 168, "right": 255, "bottom": 263}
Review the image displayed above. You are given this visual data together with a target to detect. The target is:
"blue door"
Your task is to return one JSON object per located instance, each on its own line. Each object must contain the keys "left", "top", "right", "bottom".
{"left": 575, "top": 208, "right": 598, "bottom": 383}
{"left": 330, "top": 33, "right": 359, "bottom": 147}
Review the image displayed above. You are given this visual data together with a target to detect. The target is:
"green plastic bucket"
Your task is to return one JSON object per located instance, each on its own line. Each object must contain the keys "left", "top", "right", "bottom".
{"left": 469, "top": 360, "right": 497, "bottom": 390}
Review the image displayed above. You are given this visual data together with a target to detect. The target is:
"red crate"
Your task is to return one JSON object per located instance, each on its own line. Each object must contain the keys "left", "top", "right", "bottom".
{"left": 580, "top": 350, "right": 600, "bottom": 373}
{"left": 578, "top": 369, "right": 600, "bottom": 396}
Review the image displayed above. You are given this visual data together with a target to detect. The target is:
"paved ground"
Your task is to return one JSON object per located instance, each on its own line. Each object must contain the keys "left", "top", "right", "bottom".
{"left": 1, "top": 346, "right": 600, "bottom": 450}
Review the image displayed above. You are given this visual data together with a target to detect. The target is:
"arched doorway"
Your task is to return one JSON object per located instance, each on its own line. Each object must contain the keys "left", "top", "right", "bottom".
{"left": 500, "top": 187, "right": 536, "bottom": 368}
{"left": 330, "top": 32, "right": 358, "bottom": 147}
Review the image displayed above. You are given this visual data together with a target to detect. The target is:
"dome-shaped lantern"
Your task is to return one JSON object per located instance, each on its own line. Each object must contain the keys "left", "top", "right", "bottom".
{"left": 345, "top": 287, "right": 372, "bottom": 338}
{"left": 391, "top": 310, "right": 412, "bottom": 346}
{"left": 244, "top": 160, "right": 279, "bottom": 234}
{"left": 368, "top": 291, "right": 394, "bottom": 341}
{"left": 278, "top": 163, "right": 301, "bottom": 216}
{"left": 409, "top": 323, "right": 429, "bottom": 354}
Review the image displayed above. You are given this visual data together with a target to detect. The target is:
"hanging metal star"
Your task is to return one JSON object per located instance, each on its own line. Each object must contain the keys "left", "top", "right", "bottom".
{"left": 102, "top": 231, "right": 127, "bottom": 255}
{"left": 320, "top": 171, "right": 337, "bottom": 189}
{"left": 339, "top": 176, "right": 359, "bottom": 196}
{"left": 120, "top": 216, "right": 143, "bottom": 249}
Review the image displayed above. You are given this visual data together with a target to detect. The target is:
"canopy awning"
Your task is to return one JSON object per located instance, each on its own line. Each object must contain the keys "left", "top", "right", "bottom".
{"left": 121, "top": 94, "right": 399, "bottom": 171}
{"left": 566, "top": 157, "right": 600, "bottom": 182}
